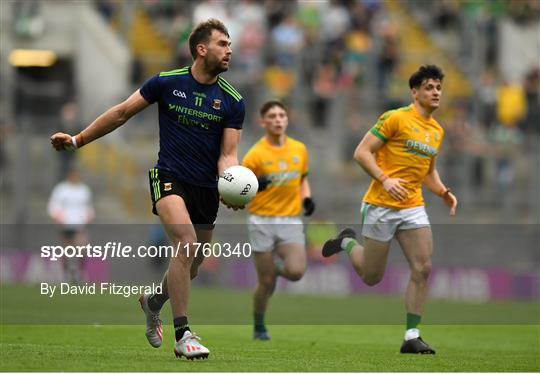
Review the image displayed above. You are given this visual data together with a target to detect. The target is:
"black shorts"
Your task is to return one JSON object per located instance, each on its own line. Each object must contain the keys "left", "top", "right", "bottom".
{"left": 149, "top": 168, "right": 219, "bottom": 229}
{"left": 61, "top": 227, "right": 85, "bottom": 241}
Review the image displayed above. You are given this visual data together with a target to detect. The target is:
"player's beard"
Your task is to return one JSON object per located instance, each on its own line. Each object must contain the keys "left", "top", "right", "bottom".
{"left": 204, "top": 55, "right": 228, "bottom": 77}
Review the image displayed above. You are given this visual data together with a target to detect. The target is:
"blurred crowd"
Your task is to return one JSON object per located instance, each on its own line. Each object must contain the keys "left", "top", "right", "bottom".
{"left": 92, "top": 0, "right": 537, "bottom": 221}
{"left": 95, "top": 0, "right": 388, "bottom": 128}
{"left": 441, "top": 66, "right": 538, "bottom": 215}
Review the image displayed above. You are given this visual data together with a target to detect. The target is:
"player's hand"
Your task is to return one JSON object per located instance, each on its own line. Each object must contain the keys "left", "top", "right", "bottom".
{"left": 50, "top": 132, "right": 75, "bottom": 151}
{"left": 442, "top": 190, "right": 457, "bottom": 216}
{"left": 51, "top": 212, "right": 64, "bottom": 225}
{"left": 257, "top": 176, "right": 271, "bottom": 192}
{"left": 219, "top": 197, "right": 245, "bottom": 211}
{"left": 303, "top": 197, "right": 316, "bottom": 216}
{"left": 382, "top": 178, "right": 408, "bottom": 201}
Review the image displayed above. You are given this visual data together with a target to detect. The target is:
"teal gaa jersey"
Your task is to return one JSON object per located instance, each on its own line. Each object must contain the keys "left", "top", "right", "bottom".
{"left": 140, "top": 66, "right": 245, "bottom": 187}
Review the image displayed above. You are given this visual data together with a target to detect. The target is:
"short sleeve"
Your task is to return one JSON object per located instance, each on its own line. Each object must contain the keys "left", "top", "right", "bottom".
{"left": 242, "top": 147, "right": 260, "bottom": 176}
{"left": 370, "top": 110, "right": 399, "bottom": 142}
{"left": 224, "top": 98, "right": 245, "bottom": 129}
{"left": 139, "top": 74, "right": 161, "bottom": 104}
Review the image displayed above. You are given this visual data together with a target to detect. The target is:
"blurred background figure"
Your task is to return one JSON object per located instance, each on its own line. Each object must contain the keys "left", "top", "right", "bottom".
{"left": 491, "top": 79, "right": 525, "bottom": 213}
{"left": 47, "top": 167, "right": 95, "bottom": 282}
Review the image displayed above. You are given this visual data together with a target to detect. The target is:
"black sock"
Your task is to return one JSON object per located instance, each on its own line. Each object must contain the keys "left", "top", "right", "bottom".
{"left": 174, "top": 316, "right": 190, "bottom": 341}
{"left": 147, "top": 292, "right": 169, "bottom": 312}
{"left": 254, "top": 312, "right": 266, "bottom": 333}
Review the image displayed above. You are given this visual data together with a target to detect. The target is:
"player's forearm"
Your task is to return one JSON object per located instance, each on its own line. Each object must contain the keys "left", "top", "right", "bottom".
{"left": 47, "top": 206, "right": 63, "bottom": 224}
{"left": 354, "top": 148, "right": 386, "bottom": 182}
{"left": 300, "top": 177, "right": 311, "bottom": 199}
{"left": 52, "top": 91, "right": 148, "bottom": 151}
{"left": 75, "top": 104, "right": 130, "bottom": 147}
{"left": 423, "top": 169, "right": 447, "bottom": 196}
{"left": 218, "top": 128, "right": 242, "bottom": 175}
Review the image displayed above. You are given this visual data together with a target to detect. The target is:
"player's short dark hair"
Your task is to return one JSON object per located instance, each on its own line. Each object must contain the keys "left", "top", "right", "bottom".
{"left": 409, "top": 65, "right": 445, "bottom": 89}
{"left": 188, "top": 19, "right": 230, "bottom": 60}
{"left": 259, "top": 100, "right": 287, "bottom": 116}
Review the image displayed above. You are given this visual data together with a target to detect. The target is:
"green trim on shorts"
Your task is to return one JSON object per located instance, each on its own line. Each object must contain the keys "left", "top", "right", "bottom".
{"left": 152, "top": 168, "right": 161, "bottom": 200}
{"left": 156, "top": 169, "right": 161, "bottom": 199}
{"left": 150, "top": 169, "right": 154, "bottom": 199}
{"left": 361, "top": 203, "right": 369, "bottom": 225}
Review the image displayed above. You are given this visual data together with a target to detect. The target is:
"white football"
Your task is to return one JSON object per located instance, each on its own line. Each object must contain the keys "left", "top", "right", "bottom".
{"left": 218, "top": 165, "right": 258, "bottom": 206}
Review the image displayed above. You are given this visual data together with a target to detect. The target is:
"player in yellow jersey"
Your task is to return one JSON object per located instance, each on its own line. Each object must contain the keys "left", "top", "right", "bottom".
{"left": 322, "top": 65, "right": 457, "bottom": 354}
{"left": 242, "top": 100, "right": 315, "bottom": 340}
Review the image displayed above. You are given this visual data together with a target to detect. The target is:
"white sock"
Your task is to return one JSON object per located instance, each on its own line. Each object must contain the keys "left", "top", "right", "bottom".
{"left": 341, "top": 237, "right": 356, "bottom": 251}
{"left": 404, "top": 328, "right": 420, "bottom": 341}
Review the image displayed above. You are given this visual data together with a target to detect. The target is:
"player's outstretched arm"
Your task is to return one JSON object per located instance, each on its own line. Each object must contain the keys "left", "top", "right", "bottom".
{"left": 423, "top": 157, "right": 457, "bottom": 215}
{"left": 50, "top": 90, "right": 150, "bottom": 151}
{"left": 354, "top": 132, "right": 408, "bottom": 201}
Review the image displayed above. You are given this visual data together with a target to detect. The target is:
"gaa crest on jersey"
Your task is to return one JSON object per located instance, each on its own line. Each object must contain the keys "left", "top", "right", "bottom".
{"left": 164, "top": 182, "right": 172, "bottom": 191}
{"left": 212, "top": 99, "right": 221, "bottom": 110}
{"left": 292, "top": 156, "right": 299, "bottom": 164}
{"left": 279, "top": 161, "right": 287, "bottom": 170}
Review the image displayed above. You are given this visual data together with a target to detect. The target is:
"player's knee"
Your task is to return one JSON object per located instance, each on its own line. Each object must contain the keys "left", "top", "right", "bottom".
{"left": 169, "top": 229, "right": 197, "bottom": 245}
{"left": 259, "top": 275, "right": 276, "bottom": 291}
{"left": 286, "top": 267, "right": 305, "bottom": 282}
{"left": 170, "top": 243, "right": 197, "bottom": 268}
{"left": 171, "top": 255, "right": 193, "bottom": 270}
{"left": 411, "top": 261, "right": 432, "bottom": 281}
{"left": 362, "top": 272, "right": 384, "bottom": 286}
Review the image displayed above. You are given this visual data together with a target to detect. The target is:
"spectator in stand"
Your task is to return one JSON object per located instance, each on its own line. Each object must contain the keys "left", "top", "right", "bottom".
{"left": 522, "top": 67, "right": 540, "bottom": 135}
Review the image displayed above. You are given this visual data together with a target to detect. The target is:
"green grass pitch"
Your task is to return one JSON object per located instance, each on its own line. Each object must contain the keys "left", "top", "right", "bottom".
{"left": 1, "top": 285, "right": 538, "bottom": 371}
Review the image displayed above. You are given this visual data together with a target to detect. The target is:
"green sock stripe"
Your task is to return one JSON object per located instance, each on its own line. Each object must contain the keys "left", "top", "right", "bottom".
{"left": 406, "top": 313, "right": 421, "bottom": 330}
{"left": 274, "top": 262, "right": 284, "bottom": 276}
{"left": 345, "top": 240, "right": 357, "bottom": 253}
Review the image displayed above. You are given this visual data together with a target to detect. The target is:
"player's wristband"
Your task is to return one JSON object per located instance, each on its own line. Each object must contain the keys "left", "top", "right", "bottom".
{"left": 439, "top": 188, "right": 451, "bottom": 197}
{"left": 378, "top": 174, "right": 389, "bottom": 183}
{"left": 70, "top": 136, "right": 78, "bottom": 149}
{"left": 74, "top": 133, "right": 85, "bottom": 148}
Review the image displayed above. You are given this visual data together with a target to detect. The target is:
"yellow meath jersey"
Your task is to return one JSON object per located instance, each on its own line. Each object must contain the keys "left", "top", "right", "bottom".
{"left": 242, "top": 136, "right": 308, "bottom": 217}
{"left": 364, "top": 104, "right": 444, "bottom": 210}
